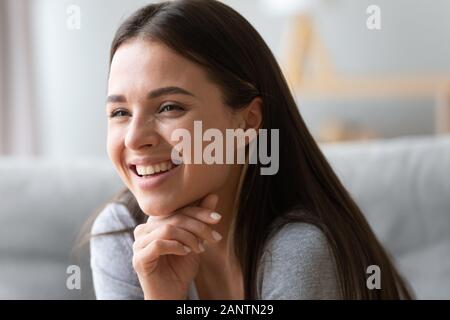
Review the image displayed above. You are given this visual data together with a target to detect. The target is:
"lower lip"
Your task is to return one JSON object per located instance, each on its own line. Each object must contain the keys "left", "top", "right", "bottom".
{"left": 132, "top": 165, "right": 181, "bottom": 190}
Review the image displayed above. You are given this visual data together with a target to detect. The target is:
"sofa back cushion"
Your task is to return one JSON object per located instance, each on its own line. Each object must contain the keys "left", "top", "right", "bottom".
{"left": 322, "top": 134, "right": 450, "bottom": 257}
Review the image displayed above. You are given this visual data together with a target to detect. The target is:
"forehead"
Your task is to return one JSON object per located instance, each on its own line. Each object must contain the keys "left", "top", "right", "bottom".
{"left": 108, "top": 39, "right": 212, "bottom": 96}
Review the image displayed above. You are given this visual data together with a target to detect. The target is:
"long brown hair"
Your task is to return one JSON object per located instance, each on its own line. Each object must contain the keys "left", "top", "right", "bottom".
{"left": 88, "top": 0, "right": 413, "bottom": 299}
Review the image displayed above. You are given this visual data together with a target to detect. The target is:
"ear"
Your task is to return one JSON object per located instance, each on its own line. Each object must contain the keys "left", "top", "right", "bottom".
{"left": 239, "top": 96, "right": 263, "bottom": 131}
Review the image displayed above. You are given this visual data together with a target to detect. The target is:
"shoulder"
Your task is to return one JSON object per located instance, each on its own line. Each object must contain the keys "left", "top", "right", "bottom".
{"left": 91, "top": 202, "right": 137, "bottom": 235}
{"left": 264, "top": 222, "right": 331, "bottom": 261}
{"left": 257, "top": 221, "right": 341, "bottom": 299}
{"left": 90, "top": 203, "right": 144, "bottom": 299}
{"left": 90, "top": 203, "right": 137, "bottom": 260}
{"left": 90, "top": 202, "right": 137, "bottom": 262}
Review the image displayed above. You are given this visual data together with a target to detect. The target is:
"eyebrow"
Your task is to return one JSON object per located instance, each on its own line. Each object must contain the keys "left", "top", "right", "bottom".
{"left": 106, "top": 86, "right": 195, "bottom": 103}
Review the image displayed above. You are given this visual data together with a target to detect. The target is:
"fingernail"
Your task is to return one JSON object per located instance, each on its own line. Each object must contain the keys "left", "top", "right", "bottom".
{"left": 212, "top": 230, "right": 223, "bottom": 241}
{"left": 210, "top": 212, "right": 222, "bottom": 221}
{"left": 199, "top": 242, "right": 205, "bottom": 252}
{"left": 183, "top": 246, "right": 191, "bottom": 253}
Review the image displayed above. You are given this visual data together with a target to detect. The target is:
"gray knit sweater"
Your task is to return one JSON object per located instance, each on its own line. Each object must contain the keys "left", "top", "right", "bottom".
{"left": 90, "top": 203, "right": 340, "bottom": 299}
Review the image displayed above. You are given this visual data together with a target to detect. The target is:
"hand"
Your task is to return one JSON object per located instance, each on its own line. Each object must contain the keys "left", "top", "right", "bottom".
{"left": 132, "top": 193, "right": 223, "bottom": 299}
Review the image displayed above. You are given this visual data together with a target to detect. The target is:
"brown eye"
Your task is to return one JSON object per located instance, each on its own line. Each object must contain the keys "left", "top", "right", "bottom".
{"left": 110, "top": 109, "right": 130, "bottom": 118}
{"left": 158, "top": 104, "right": 184, "bottom": 113}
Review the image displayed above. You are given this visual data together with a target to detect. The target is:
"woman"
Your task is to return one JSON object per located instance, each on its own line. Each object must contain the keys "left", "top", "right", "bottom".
{"left": 90, "top": 0, "right": 412, "bottom": 300}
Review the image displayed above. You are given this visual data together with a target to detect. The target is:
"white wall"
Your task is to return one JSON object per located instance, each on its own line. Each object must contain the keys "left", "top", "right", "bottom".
{"left": 30, "top": 0, "right": 142, "bottom": 158}
{"left": 28, "top": 0, "right": 286, "bottom": 158}
{"left": 27, "top": 0, "right": 450, "bottom": 157}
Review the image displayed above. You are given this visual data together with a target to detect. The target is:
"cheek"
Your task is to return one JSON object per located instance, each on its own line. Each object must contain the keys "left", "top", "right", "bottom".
{"left": 106, "top": 127, "right": 128, "bottom": 181}
{"left": 183, "top": 163, "right": 231, "bottom": 196}
{"left": 107, "top": 129, "right": 121, "bottom": 162}
{"left": 106, "top": 136, "right": 115, "bottom": 160}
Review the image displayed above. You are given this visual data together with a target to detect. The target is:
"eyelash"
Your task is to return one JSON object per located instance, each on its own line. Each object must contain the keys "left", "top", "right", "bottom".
{"left": 109, "top": 104, "right": 184, "bottom": 118}
{"left": 109, "top": 109, "right": 129, "bottom": 118}
{"left": 158, "top": 104, "right": 184, "bottom": 113}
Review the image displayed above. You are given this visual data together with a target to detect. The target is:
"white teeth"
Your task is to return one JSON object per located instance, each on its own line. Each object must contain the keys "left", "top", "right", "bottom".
{"left": 146, "top": 166, "right": 154, "bottom": 175}
{"left": 136, "top": 166, "right": 146, "bottom": 175}
{"left": 135, "top": 160, "right": 175, "bottom": 176}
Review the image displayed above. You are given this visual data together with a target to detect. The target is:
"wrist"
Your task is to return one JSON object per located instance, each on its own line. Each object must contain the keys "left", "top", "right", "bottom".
{"left": 144, "top": 291, "right": 188, "bottom": 300}
{"left": 140, "top": 280, "right": 189, "bottom": 300}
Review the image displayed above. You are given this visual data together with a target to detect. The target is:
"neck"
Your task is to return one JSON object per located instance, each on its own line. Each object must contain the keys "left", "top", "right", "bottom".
{"left": 200, "top": 163, "right": 243, "bottom": 265}
{"left": 194, "top": 163, "right": 246, "bottom": 299}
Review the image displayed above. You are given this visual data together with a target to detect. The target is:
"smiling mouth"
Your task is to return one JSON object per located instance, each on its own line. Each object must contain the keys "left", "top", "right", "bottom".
{"left": 130, "top": 160, "right": 181, "bottom": 178}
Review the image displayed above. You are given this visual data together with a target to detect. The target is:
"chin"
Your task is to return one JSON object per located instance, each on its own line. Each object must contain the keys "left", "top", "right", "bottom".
{"left": 135, "top": 194, "right": 183, "bottom": 217}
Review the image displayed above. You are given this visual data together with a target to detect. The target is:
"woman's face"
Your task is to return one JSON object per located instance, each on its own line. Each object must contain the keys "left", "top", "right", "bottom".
{"left": 107, "top": 39, "right": 240, "bottom": 217}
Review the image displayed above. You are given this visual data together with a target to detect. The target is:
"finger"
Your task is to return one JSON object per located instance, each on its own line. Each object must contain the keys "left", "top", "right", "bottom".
{"left": 178, "top": 206, "right": 222, "bottom": 225}
{"left": 174, "top": 193, "right": 221, "bottom": 225}
{"left": 133, "top": 223, "right": 147, "bottom": 239}
{"left": 170, "top": 214, "right": 223, "bottom": 244}
{"left": 139, "top": 194, "right": 221, "bottom": 236}
{"left": 133, "top": 239, "right": 191, "bottom": 272}
{"left": 143, "top": 239, "right": 190, "bottom": 261}
{"left": 134, "top": 224, "right": 206, "bottom": 254}
{"left": 200, "top": 193, "right": 219, "bottom": 211}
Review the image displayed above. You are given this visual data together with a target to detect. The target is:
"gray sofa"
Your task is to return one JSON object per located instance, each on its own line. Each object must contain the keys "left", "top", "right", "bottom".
{"left": 0, "top": 134, "right": 449, "bottom": 299}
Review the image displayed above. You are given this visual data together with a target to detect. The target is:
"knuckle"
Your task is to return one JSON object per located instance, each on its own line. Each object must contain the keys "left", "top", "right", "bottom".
{"left": 170, "top": 215, "right": 183, "bottom": 225}
{"left": 133, "top": 224, "right": 144, "bottom": 237}
{"left": 132, "top": 253, "right": 142, "bottom": 269}
{"left": 132, "top": 238, "right": 144, "bottom": 252}
{"left": 133, "top": 260, "right": 146, "bottom": 274}
{"left": 153, "top": 239, "right": 164, "bottom": 250}
{"left": 161, "top": 224, "right": 174, "bottom": 237}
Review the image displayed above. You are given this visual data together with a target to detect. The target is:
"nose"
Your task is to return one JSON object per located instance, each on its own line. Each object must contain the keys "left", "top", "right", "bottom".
{"left": 124, "top": 113, "right": 160, "bottom": 151}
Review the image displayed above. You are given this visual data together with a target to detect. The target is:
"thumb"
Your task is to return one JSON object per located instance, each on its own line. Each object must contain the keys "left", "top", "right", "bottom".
{"left": 200, "top": 193, "right": 219, "bottom": 211}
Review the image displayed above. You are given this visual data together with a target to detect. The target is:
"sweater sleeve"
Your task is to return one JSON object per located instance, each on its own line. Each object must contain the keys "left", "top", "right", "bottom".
{"left": 257, "top": 222, "right": 341, "bottom": 300}
{"left": 90, "top": 203, "right": 144, "bottom": 300}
